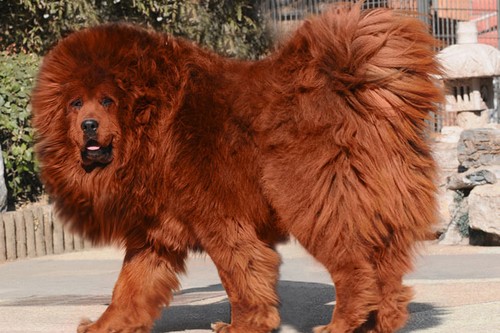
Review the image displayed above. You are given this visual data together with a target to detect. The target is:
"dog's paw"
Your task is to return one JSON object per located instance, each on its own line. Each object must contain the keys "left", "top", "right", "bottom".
{"left": 76, "top": 317, "right": 149, "bottom": 333}
{"left": 313, "top": 325, "right": 331, "bottom": 333}
{"left": 211, "top": 321, "right": 231, "bottom": 333}
{"left": 77, "top": 318, "right": 95, "bottom": 333}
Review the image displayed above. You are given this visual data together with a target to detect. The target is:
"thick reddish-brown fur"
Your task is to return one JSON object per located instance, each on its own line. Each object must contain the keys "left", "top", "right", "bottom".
{"left": 31, "top": 4, "right": 443, "bottom": 333}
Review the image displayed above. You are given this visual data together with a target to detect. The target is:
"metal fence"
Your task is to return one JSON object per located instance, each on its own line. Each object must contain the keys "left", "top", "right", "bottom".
{"left": 262, "top": 0, "right": 499, "bottom": 47}
{"left": 261, "top": 0, "right": 500, "bottom": 129}
{"left": 432, "top": 0, "right": 499, "bottom": 47}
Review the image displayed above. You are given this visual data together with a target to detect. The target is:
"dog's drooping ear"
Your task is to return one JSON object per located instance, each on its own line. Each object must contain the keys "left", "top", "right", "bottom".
{"left": 133, "top": 96, "right": 156, "bottom": 125}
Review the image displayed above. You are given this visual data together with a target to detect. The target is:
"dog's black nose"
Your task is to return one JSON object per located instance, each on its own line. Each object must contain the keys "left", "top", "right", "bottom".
{"left": 81, "top": 119, "right": 99, "bottom": 135}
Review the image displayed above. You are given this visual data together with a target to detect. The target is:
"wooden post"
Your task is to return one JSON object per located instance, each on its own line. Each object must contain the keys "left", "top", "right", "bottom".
{"left": 43, "top": 206, "right": 53, "bottom": 255}
{"left": 0, "top": 214, "right": 6, "bottom": 262}
{"left": 14, "top": 212, "right": 27, "bottom": 259}
{"left": 24, "top": 209, "right": 36, "bottom": 257}
{"left": 74, "top": 234, "right": 85, "bottom": 250}
{"left": 63, "top": 226, "right": 75, "bottom": 252}
{"left": 52, "top": 212, "right": 64, "bottom": 255}
{"left": 3, "top": 213, "right": 17, "bottom": 260}
{"left": 83, "top": 238, "right": 93, "bottom": 249}
{"left": 34, "top": 207, "right": 46, "bottom": 257}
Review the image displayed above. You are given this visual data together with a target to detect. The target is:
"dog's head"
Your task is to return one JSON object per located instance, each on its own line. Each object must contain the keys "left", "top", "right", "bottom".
{"left": 32, "top": 23, "right": 176, "bottom": 174}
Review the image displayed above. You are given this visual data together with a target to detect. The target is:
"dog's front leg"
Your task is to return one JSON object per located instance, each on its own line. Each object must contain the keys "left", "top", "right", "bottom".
{"left": 77, "top": 246, "right": 186, "bottom": 333}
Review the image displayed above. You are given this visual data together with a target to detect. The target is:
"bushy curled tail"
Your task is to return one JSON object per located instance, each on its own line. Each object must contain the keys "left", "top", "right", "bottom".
{"left": 279, "top": 3, "right": 444, "bottom": 124}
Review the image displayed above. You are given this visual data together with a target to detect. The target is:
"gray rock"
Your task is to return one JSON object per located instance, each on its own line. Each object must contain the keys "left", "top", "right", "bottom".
{"left": 439, "top": 192, "right": 469, "bottom": 245}
{"left": 0, "top": 144, "right": 7, "bottom": 212}
{"left": 468, "top": 184, "right": 500, "bottom": 237}
{"left": 456, "top": 110, "right": 490, "bottom": 129}
{"left": 446, "top": 169, "right": 497, "bottom": 190}
{"left": 433, "top": 130, "right": 462, "bottom": 235}
{"left": 438, "top": 126, "right": 463, "bottom": 143}
{"left": 436, "top": 187, "right": 456, "bottom": 234}
{"left": 481, "top": 165, "right": 500, "bottom": 179}
{"left": 433, "top": 141, "right": 460, "bottom": 187}
{"left": 458, "top": 128, "right": 500, "bottom": 170}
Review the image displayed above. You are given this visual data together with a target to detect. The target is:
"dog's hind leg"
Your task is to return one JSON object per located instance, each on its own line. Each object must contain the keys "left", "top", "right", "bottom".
{"left": 306, "top": 232, "right": 416, "bottom": 333}
{"left": 306, "top": 243, "right": 380, "bottom": 333}
{"left": 199, "top": 223, "right": 281, "bottom": 333}
{"left": 369, "top": 244, "right": 415, "bottom": 333}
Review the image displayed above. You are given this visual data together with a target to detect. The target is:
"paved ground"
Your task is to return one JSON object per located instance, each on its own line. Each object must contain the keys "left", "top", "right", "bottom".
{"left": 0, "top": 241, "right": 499, "bottom": 333}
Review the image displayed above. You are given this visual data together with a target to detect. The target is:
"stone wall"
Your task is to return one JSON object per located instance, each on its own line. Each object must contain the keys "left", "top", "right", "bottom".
{"left": 0, "top": 205, "right": 92, "bottom": 262}
{"left": 437, "top": 127, "right": 500, "bottom": 246}
{"left": 433, "top": 126, "right": 462, "bottom": 234}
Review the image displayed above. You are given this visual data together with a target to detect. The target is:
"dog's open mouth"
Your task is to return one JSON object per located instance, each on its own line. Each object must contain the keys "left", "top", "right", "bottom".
{"left": 81, "top": 139, "right": 113, "bottom": 167}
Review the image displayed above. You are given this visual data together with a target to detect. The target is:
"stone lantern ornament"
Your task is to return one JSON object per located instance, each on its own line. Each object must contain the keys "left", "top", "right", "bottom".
{"left": 437, "top": 22, "right": 500, "bottom": 128}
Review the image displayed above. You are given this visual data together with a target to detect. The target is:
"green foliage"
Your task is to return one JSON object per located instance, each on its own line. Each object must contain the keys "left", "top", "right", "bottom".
{"left": 456, "top": 211, "right": 470, "bottom": 237}
{"left": 0, "top": 0, "right": 100, "bottom": 55}
{"left": 453, "top": 190, "right": 470, "bottom": 237}
{"left": 0, "top": 0, "right": 269, "bottom": 59}
{"left": 0, "top": 52, "right": 43, "bottom": 208}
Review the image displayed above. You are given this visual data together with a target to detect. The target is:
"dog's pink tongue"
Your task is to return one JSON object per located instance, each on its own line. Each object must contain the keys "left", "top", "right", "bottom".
{"left": 87, "top": 146, "right": 100, "bottom": 151}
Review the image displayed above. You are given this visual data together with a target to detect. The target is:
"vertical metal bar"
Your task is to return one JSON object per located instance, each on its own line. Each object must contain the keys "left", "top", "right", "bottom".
{"left": 418, "top": 0, "right": 430, "bottom": 25}
{"left": 446, "top": 0, "right": 451, "bottom": 46}
{"left": 446, "top": 1, "right": 457, "bottom": 45}
{"left": 497, "top": 0, "right": 500, "bottom": 48}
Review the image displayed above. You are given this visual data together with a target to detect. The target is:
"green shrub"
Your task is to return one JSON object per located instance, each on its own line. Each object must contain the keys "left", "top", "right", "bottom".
{"left": 0, "top": 0, "right": 269, "bottom": 59}
{"left": 0, "top": 52, "right": 42, "bottom": 209}
{"left": 453, "top": 190, "right": 470, "bottom": 237}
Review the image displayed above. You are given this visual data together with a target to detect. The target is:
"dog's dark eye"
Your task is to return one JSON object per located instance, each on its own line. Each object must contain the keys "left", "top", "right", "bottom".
{"left": 101, "top": 97, "right": 114, "bottom": 107}
{"left": 70, "top": 98, "right": 83, "bottom": 109}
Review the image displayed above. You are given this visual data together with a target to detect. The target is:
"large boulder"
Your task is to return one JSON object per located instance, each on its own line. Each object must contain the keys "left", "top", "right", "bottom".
{"left": 458, "top": 128, "right": 500, "bottom": 170}
{"left": 438, "top": 128, "right": 500, "bottom": 245}
{"left": 439, "top": 193, "right": 469, "bottom": 245}
{"left": 468, "top": 184, "right": 500, "bottom": 245}
{"left": 456, "top": 128, "right": 500, "bottom": 245}
{"left": 447, "top": 169, "right": 497, "bottom": 190}
{"left": 0, "top": 144, "right": 7, "bottom": 212}
{"left": 435, "top": 187, "right": 456, "bottom": 235}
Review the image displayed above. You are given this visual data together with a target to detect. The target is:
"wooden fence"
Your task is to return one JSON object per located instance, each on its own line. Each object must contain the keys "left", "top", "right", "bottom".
{"left": 0, "top": 205, "right": 92, "bottom": 262}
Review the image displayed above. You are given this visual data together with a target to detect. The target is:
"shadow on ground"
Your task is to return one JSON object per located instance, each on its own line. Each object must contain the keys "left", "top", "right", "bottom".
{"left": 153, "top": 281, "right": 445, "bottom": 333}
{"left": 402, "top": 302, "right": 447, "bottom": 333}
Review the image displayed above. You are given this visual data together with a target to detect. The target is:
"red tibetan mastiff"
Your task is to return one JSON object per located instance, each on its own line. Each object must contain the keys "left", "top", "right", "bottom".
{"left": 31, "top": 4, "right": 443, "bottom": 333}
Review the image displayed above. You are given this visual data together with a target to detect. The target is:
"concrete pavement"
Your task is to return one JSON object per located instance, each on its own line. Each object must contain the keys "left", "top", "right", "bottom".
{"left": 0, "top": 242, "right": 499, "bottom": 333}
